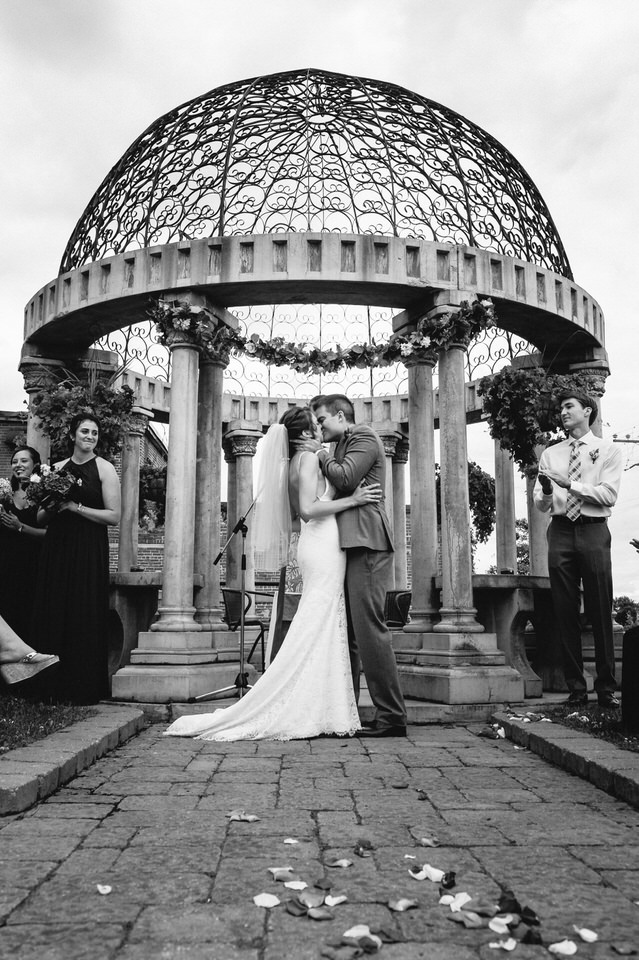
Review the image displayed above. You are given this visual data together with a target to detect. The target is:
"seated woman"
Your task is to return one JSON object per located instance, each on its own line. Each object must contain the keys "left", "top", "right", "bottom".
{"left": 0, "top": 613, "right": 59, "bottom": 684}
{"left": 0, "top": 445, "right": 46, "bottom": 643}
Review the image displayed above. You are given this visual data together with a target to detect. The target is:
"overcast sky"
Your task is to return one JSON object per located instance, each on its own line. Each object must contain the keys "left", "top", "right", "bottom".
{"left": 1, "top": 0, "right": 637, "bottom": 594}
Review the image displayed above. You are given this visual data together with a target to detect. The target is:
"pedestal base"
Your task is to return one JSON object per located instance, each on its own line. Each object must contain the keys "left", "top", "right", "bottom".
{"left": 110, "top": 627, "right": 261, "bottom": 703}
{"left": 393, "top": 630, "right": 525, "bottom": 704}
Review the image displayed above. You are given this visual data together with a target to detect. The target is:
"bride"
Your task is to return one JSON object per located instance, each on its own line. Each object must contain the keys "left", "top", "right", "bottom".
{"left": 164, "top": 405, "right": 382, "bottom": 741}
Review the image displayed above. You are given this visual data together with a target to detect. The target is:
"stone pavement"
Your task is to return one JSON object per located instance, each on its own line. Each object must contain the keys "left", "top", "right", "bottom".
{"left": 1, "top": 720, "right": 638, "bottom": 959}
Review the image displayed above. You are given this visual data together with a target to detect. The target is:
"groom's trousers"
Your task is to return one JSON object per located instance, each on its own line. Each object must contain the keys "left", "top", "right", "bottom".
{"left": 344, "top": 547, "right": 407, "bottom": 728}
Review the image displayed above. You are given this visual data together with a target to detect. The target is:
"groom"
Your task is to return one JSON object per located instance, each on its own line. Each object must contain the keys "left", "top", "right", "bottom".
{"left": 301, "top": 394, "right": 408, "bottom": 737}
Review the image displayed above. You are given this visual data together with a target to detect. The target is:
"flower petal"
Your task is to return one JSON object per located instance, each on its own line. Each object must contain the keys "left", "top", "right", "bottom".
{"left": 284, "top": 880, "right": 308, "bottom": 890}
{"left": 573, "top": 925, "right": 598, "bottom": 943}
{"left": 96, "top": 884, "right": 112, "bottom": 896}
{"left": 327, "top": 858, "right": 353, "bottom": 868}
{"left": 253, "top": 893, "right": 280, "bottom": 908}
{"left": 227, "top": 809, "right": 260, "bottom": 822}
{"left": 283, "top": 837, "right": 299, "bottom": 845}
{"left": 308, "top": 906, "right": 334, "bottom": 921}
{"left": 549, "top": 940, "right": 578, "bottom": 956}
{"left": 325, "top": 894, "right": 348, "bottom": 907}
{"left": 488, "top": 938, "right": 517, "bottom": 951}
{"left": 388, "top": 898, "right": 419, "bottom": 912}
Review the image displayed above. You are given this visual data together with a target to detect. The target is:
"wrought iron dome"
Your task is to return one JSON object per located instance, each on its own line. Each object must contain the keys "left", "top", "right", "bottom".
{"left": 60, "top": 68, "right": 571, "bottom": 279}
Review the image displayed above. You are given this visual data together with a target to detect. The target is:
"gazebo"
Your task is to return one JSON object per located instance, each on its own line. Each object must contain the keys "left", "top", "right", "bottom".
{"left": 19, "top": 69, "right": 610, "bottom": 705}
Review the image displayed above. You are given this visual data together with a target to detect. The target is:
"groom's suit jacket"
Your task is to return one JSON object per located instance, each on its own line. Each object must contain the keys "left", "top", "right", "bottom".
{"left": 319, "top": 423, "right": 394, "bottom": 552}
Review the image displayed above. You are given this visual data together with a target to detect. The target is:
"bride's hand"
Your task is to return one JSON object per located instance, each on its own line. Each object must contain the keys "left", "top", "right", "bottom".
{"left": 352, "top": 481, "right": 382, "bottom": 505}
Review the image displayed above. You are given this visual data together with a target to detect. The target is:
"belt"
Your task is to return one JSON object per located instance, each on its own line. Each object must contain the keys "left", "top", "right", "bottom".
{"left": 552, "top": 515, "right": 607, "bottom": 525}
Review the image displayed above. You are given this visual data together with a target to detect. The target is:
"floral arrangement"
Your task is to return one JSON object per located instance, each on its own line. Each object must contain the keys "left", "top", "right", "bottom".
{"left": 478, "top": 366, "right": 600, "bottom": 475}
{"left": 589, "top": 448, "right": 600, "bottom": 463}
{"left": 30, "top": 376, "right": 135, "bottom": 462}
{"left": 25, "top": 465, "right": 82, "bottom": 513}
{"left": 0, "top": 477, "right": 13, "bottom": 508}
{"left": 148, "top": 298, "right": 496, "bottom": 372}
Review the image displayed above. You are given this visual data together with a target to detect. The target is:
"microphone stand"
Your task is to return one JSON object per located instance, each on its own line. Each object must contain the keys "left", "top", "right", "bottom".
{"left": 188, "top": 498, "right": 257, "bottom": 703}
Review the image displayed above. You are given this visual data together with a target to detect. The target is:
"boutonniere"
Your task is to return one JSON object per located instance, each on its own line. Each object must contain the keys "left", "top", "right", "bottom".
{"left": 589, "top": 449, "right": 600, "bottom": 463}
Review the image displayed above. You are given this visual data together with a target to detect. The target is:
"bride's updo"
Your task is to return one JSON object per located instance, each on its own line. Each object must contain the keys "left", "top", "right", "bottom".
{"left": 279, "top": 406, "right": 314, "bottom": 456}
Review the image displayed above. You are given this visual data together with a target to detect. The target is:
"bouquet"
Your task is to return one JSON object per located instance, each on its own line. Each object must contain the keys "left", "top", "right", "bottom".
{"left": 0, "top": 477, "right": 13, "bottom": 508}
{"left": 25, "top": 465, "right": 82, "bottom": 512}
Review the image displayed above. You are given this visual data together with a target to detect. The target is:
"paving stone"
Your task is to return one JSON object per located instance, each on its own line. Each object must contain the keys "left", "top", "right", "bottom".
{"left": 0, "top": 922, "right": 126, "bottom": 960}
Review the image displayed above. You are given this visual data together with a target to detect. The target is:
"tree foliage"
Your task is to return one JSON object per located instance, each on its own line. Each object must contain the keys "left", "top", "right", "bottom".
{"left": 435, "top": 461, "right": 496, "bottom": 544}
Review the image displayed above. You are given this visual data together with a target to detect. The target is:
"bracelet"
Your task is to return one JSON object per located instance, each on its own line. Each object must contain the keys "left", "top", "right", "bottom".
{"left": 77, "top": 504, "right": 84, "bottom": 514}
{"left": 18, "top": 524, "right": 23, "bottom": 534}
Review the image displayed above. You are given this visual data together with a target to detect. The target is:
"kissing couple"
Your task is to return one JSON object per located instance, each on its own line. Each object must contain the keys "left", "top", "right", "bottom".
{"left": 165, "top": 394, "right": 407, "bottom": 741}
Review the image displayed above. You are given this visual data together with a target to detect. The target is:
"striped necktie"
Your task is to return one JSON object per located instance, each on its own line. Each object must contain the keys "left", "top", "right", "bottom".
{"left": 565, "top": 439, "right": 581, "bottom": 521}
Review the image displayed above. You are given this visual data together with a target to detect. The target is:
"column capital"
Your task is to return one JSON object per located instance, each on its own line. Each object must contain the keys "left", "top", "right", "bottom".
{"left": 393, "top": 439, "right": 409, "bottom": 465}
{"left": 127, "top": 406, "right": 153, "bottom": 437}
{"left": 18, "top": 357, "right": 65, "bottom": 393}
{"left": 224, "top": 420, "right": 263, "bottom": 459}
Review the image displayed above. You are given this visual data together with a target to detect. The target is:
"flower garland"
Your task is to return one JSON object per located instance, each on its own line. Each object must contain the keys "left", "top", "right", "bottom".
{"left": 148, "top": 298, "right": 496, "bottom": 373}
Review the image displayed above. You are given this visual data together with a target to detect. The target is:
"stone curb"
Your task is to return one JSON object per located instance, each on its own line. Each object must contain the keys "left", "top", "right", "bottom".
{"left": 0, "top": 704, "right": 146, "bottom": 816}
{"left": 492, "top": 710, "right": 639, "bottom": 810}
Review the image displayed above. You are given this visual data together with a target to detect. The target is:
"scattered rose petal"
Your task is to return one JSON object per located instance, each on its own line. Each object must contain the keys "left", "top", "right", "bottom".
{"left": 464, "top": 897, "right": 498, "bottom": 918}
{"left": 253, "top": 892, "right": 280, "bottom": 908}
{"left": 409, "top": 863, "right": 445, "bottom": 882}
{"left": 611, "top": 945, "right": 638, "bottom": 956}
{"left": 391, "top": 782, "right": 409, "bottom": 789}
{"left": 549, "top": 940, "right": 578, "bottom": 956}
{"left": 521, "top": 928, "right": 543, "bottom": 945}
{"left": 404, "top": 854, "right": 417, "bottom": 860}
{"left": 283, "top": 838, "right": 299, "bottom": 845}
{"left": 540, "top": 717, "right": 552, "bottom": 722}
{"left": 327, "top": 859, "right": 353, "bottom": 868}
{"left": 325, "top": 894, "right": 348, "bottom": 907}
{"left": 416, "top": 790, "right": 429, "bottom": 801}
{"left": 315, "top": 877, "right": 333, "bottom": 891}
{"left": 496, "top": 727, "right": 506, "bottom": 738}
{"left": 520, "top": 905, "right": 540, "bottom": 926}
{"left": 489, "top": 916, "right": 511, "bottom": 934}
{"left": 488, "top": 938, "right": 517, "bottom": 951}
{"left": 419, "top": 836, "right": 440, "bottom": 847}
{"left": 227, "top": 810, "right": 260, "bottom": 822}
{"left": 342, "top": 925, "right": 382, "bottom": 951}
{"left": 440, "top": 891, "right": 472, "bottom": 912}
{"left": 449, "top": 910, "right": 485, "bottom": 929}
{"left": 573, "top": 925, "right": 598, "bottom": 942}
{"left": 286, "top": 899, "right": 308, "bottom": 917}
{"left": 498, "top": 890, "right": 521, "bottom": 913}
{"left": 299, "top": 889, "right": 326, "bottom": 909}
{"left": 308, "top": 906, "right": 335, "bottom": 921}
{"left": 354, "top": 841, "right": 373, "bottom": 858}
{"left": 96, "top": 884, "right": 112, "bottom": 896}
{"left": 284, "top": 880, "right": 308, "bottom": 890}
{"left": 268, "top": 866, "right": 297, "bottom": 882}
{"left": 388, "top": 898, "right": 419, "bottom": 912}
{"left": 441, "top": 870, "right": 456, "bottom": 889}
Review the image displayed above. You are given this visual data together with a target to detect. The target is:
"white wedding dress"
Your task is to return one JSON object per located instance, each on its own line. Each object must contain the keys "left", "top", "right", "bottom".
{"left": 164, "top": 480, "right": 360, "bottom": 741}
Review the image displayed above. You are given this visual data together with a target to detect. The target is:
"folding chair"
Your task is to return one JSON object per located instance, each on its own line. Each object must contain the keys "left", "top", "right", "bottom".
{"left": 384, "top": 590, "right": 412, "bottom": 628}
{"left": 221, "top": 588, "right": 272, "bottom": 672}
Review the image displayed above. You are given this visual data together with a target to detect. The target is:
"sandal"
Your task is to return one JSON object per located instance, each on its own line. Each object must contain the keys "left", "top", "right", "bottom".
{"left": 0, "top": 652, "right": 60, "bottom": 684}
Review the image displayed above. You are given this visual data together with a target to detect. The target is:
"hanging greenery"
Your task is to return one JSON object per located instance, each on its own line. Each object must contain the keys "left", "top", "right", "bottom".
{"left": 435, "top": 461, "right": 496, "bottom": 543}
{"left": 477, "top": 366, "right": 599, "bottom": 475}
{"left": 30, "top": 372, "right": 135, "bottom": 462}
{"left": 148, "top": 297, "right": 496, "bottom": 372}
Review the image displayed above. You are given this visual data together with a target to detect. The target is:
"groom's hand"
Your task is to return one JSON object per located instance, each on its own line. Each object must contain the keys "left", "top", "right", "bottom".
{"left": 293, "top": 438, "right": 323, "bottom": 453}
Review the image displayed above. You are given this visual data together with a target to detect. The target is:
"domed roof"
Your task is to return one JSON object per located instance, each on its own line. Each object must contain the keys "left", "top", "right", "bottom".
{"left": 60, "top": 68, "right": 571, "bottom": 278}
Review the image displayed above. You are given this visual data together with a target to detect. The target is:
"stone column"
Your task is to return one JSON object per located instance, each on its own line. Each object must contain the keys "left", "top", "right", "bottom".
{"left": 526, "top": 451, "right": 549, "bottom": 577}
{"left": 404, "top": 358, "right": 439, "bottom": 632}
{"left": 193, "top": 357, "right": 225, "bottom": 628}
{"left": 224, "top": 422, "right": 263, "bottom": 594}
{"left": 435, "top": 343, "right": 483, "bottom": 633}
{"left": 223, "top": 436, "right": 239, "bottom": 590}
{"left": 152, "top": 333, "right": 201, "bottom": 630}
{"left": 494, "top": 441, "right": 517, "bottom": 575}
{"left": 118, "top": 405, "right": 151, "bottom": 573}
{"left": 392, "top": 438, "right": 409, "bottom": 588}
{"left": 376, "top": 422, "right": 402, "bottom": 591}
{"left": 19, "top": 356, "right": 65, "bottom": 463}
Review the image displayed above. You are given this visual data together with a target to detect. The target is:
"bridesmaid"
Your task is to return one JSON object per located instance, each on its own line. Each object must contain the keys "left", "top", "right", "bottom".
{"left": 33, "top": 414, "right": 121, "bottom": 704}
{"left": 0, "top": 446, "right": 46, "bottom": 643}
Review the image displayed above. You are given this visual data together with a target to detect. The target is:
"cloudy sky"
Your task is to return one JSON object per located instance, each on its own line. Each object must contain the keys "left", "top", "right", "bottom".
{"left": 1, "top": 0, "right": 638, "bottom": 594}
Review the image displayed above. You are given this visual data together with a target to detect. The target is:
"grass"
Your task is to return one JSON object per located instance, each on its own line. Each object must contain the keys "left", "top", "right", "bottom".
{"left": 0, "top": 694, "right": 95, "bottom": 754}
{"left": 544, "top": 702, "right": 639, "bottom": 754}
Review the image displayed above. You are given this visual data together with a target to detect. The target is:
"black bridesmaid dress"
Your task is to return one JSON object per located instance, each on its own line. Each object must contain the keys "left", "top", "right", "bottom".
{"left": 0, "top": 498, "right": 43, "bottom": 644}
{"left": 33, "top": 458, "right": 110, "bottom": 704}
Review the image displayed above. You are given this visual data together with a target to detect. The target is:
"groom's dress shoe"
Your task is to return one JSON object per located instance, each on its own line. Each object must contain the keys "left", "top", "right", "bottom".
{"left": 356, "top": 725, "right": 407, "bottom": 738}
{"left": 360, "top": 719, "right": 377, "bottom": 728}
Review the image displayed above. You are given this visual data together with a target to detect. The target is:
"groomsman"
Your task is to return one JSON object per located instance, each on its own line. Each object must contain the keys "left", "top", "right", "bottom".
{"left": 300, "top": 394, "right": 407, "bottom": 737}
{"left": 534, "top": 391, "right": 623, "bottom": 707}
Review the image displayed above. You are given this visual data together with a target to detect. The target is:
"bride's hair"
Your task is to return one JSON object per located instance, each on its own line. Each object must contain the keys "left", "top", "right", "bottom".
{"left": 279, "top": 406, "right": 314, "bottom": 456}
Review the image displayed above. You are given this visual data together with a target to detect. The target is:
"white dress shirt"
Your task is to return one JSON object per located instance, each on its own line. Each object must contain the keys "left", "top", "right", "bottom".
{"left": 533, "top": 431, "right": 623, "bottom": 517}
